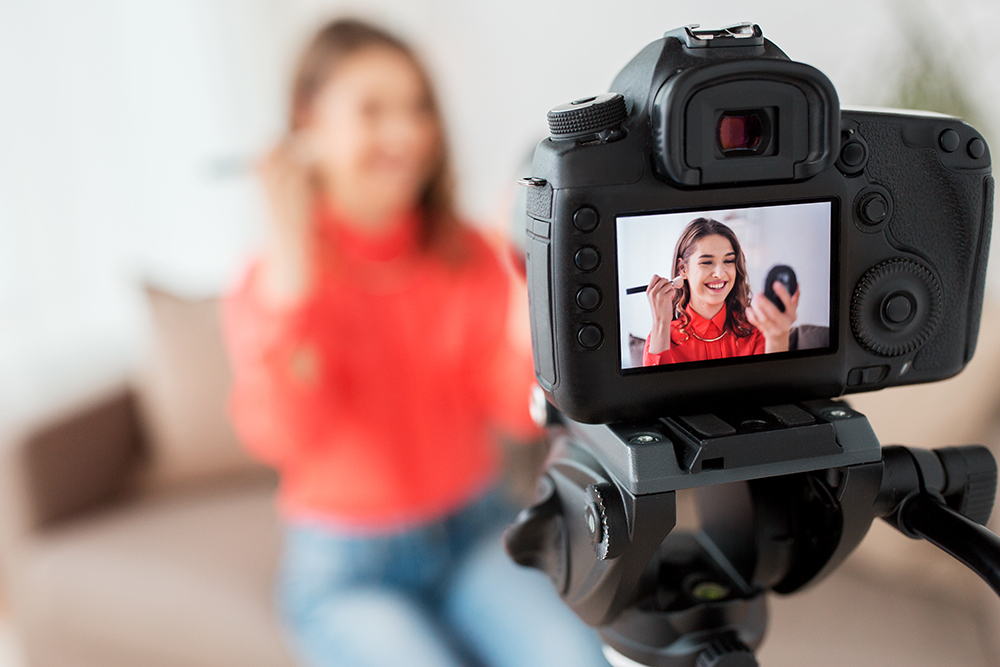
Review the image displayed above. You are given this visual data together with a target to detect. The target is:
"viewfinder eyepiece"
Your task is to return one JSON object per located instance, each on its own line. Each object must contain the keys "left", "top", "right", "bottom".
{"left": 717, "top": 110, "right": 769, "bottom": 155}
{"left": 652, "top": 56, "right": 840, "bottom": 185}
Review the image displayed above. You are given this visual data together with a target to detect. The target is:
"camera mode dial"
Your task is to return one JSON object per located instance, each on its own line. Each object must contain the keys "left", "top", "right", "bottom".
{"left": 547, "top": 93, "right": 627, "bottom": 140}
{"left": 851, "top": 258, "right": 942, "bottom": 357}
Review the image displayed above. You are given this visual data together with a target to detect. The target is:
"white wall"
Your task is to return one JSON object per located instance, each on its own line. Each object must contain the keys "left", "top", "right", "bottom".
{"left": 1, "top": 0, "right": 998, "bottom": 408}
{"left": 0, "top": 0, "right": 279, "bottom": 412}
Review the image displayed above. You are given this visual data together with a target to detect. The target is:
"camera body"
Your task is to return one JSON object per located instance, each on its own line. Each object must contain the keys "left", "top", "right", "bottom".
{"left": 524, "top": 24, "right": 993, "bottom": 424}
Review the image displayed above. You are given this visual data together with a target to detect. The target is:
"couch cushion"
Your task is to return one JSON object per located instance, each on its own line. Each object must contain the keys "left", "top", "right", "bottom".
{"left": 16, "top": 480, "right": 295, "bottom": 667}
{"left": 135, "top": 285, "right": 267, "bottom": 491}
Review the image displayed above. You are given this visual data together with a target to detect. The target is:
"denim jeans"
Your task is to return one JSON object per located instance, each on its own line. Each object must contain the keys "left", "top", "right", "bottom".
{"left": 278, "top": 489, "right": 609, "bottom": 667}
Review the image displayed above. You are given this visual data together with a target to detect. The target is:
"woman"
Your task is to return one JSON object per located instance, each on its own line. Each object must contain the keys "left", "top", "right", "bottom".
{"left": 643, "top": 217, "right": 799, "bottom": 366}
{"left": 222, "top": 19, "right": 606, "bottom": 667}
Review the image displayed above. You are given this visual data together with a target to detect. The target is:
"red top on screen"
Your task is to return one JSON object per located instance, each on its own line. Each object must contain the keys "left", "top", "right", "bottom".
{"left": 643, "top": 304, "right": 764, "bottom": 366}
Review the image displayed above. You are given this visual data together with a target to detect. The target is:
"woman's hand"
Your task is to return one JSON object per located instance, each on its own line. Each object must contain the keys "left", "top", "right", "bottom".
{"left": 746, "top": 281, "right": 800, "bottom": 353}
{"left": 646, "top": 274, "right": 677, "bottom": 354}
{"left": 257, "top": 136, "right": 318, "bottom": 306}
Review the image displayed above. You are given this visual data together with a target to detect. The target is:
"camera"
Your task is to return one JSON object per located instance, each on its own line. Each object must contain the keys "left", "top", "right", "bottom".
{"left": 522, "top": 23, "right": 993, "bottom": 424}
{"left": 508, "top": 24, "right": 997, "bottom": 667}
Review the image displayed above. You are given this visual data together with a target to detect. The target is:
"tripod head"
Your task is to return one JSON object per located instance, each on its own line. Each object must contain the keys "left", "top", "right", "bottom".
{"left": 504, "top": 401, "right": 999, "bottom": 667}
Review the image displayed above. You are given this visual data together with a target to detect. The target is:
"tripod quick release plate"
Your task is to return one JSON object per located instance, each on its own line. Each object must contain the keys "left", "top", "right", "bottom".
{"left": 568, "top": 400, "right": 882, "bottom": 496}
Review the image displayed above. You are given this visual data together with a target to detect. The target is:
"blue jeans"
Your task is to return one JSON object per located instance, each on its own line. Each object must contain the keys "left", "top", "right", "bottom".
{"left": 278, "top": 490, "right": 609, "bottom": 667}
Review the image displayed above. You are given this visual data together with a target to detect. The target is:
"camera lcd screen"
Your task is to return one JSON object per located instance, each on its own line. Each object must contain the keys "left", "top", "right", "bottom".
{"left": 617, "top": 201, "right": 833, "bottom": 370}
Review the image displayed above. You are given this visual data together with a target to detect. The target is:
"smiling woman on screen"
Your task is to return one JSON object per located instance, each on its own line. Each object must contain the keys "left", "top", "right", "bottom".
{"left": 643, "top": 217, "right": 800, "bottom": 366}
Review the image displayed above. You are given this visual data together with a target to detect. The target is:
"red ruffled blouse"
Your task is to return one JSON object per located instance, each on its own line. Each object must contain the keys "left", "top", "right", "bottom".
{"left": 643, "top": 304, "right": 764, "bottom": 366}
{"left": 222, "top": 207, "right": 539, "bottom": 530}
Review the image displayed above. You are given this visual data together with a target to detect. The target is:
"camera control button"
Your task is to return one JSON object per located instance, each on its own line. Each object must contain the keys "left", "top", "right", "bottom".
{"left": 678, "top": 414, "right": 736, "bottom": 439}
{"left": 837, "top": 131, "right": 869, "bottom": 175}
{"left": 853, "top": 185, "right": 893, "bottom": 232}
{"left": 840, "top": 141, "right": 866, "bottom": 168}
{"left": 860, "top": 193, "right": 889, "bottom": 225}
{"left": 577, "top": 324, "right": 604, "bottom": 349}
{"left": 574, "top": 246, "right": 601, "bottom": 272}
{"left": 573, "top": 206, "right": 599, "bottom": 232}
{"left": 530, "top": 218, "right": 550, "bottom": 239}
{"left": 762, "top": 404, "right": 816, "bottom": 427}
{"left": 847, "top": 365, "right": 890, "bottom": 387}
{"left": 575, "top": 286, "right": 602, "bottom": 311}
{"left": 882, "top": 292, "right": 915, "bottom": 326}
{"left": 939, "top": 129, "right": 960, "bottom": 153}
{"left": 969, "top": 137, "right": 986, "bottom": 159}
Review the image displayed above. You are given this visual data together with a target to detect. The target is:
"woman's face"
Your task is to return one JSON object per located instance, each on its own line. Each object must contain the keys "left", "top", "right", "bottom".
{"left": 303, "top": 46, "right": 440, "bottom": 223}
{"left": 679, "top": 234, "right": 737, "bottom": 311}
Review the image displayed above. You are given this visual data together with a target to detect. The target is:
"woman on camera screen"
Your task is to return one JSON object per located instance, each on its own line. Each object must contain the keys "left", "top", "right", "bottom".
{"left": 643, "top": 217, "right": 799, "bottom": 366}
{"left": 222, "top": 19, "right": 605, "bottom": 667}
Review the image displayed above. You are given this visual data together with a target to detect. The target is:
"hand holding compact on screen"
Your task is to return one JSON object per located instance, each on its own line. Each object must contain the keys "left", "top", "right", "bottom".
{"left": 746, "top": 281, "right": 800, "bottom": 353}
{"left": 646, "top": 274, "right": 679, "bottom": 354}
{"left": 257, "top": 135, "right": 318, "bottom": 304}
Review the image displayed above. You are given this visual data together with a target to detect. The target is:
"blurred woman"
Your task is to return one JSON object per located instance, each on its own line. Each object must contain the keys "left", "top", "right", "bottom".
{"left": 643, "top": 217, "right": 798, "bottom": 366}
{"left": 221, "top": 18, "right": 607, "bottom": 667}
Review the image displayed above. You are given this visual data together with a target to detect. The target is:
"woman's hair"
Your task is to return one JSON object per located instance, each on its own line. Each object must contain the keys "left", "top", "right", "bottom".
{"left": 289, "top": 18, "right": 459, "bottom": 254}
{"left": 672, "top": 218, "right": 754, "bottom": 339}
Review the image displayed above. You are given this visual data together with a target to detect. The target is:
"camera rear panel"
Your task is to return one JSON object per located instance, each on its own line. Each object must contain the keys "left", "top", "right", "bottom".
{"left": 525, "top": 110, "right": 992, "bottom": 423}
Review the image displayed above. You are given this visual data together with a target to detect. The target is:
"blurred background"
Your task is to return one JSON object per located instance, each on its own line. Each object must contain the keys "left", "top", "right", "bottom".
{"left": 1, "top": 0, "right": 999, "bottom": 666}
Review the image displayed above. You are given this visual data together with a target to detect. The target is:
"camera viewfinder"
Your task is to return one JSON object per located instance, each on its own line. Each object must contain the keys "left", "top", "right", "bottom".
{"left": 717, "top": 110, "right": 770, "bottom": 155}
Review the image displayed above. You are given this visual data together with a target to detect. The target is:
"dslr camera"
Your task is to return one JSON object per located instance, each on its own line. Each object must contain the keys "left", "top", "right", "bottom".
{"left": 507, "top": 24, "right": 996, "bottom": 667}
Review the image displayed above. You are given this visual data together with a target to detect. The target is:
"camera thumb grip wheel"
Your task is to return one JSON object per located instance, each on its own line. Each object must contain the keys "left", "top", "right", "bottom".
{"left": 851, "top": 257, "right": 942, "bottom": 357}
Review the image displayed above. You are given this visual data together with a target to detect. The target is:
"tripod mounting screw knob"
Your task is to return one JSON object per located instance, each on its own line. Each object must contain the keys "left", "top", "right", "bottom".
{"left": 695, "top": 635, "right": 758, "bottom": 667}
{"left": 583, "top": 483, "right": 628, "bottom": 560}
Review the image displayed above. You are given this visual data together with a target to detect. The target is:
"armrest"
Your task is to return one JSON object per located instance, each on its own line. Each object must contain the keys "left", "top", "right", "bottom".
{"left": 0, "top": 380, "right": 144, "bottom": 540}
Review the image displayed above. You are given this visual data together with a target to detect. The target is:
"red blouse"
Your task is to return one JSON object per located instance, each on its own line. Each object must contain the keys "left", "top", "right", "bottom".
{"left": 642, "top": 304, "right": 764, "bottom": 366}
{"left": 222, "top": 207, "right": 539, "bottom": 529}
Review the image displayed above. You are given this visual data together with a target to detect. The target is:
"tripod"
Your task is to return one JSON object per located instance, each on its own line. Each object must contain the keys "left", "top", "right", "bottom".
{"left": 503, "top": 399, "right": 1000, "bottom": 667}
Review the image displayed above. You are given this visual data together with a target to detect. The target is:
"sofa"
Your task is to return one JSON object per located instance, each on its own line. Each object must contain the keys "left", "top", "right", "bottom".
{"left": 0, "top": 287, "right": 296, "bottom": 667}
{"left": 1, "top": 286, "right": 999, "bottom": 667}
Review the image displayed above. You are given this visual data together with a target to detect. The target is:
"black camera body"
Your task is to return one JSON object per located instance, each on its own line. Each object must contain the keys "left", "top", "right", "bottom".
{"left": 509, "top": 25, "right": 999, "bottom": 667}
{"left": 524, "top": 24, "right": 993, "bottom": 424}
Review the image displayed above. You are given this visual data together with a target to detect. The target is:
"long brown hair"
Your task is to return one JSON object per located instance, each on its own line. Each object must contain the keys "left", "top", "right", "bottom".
{"left": 672, "top": 218, "right": 754, "bottom": 339}
{"left": 289, "top": 18, "right": 460, "bottom": 255}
